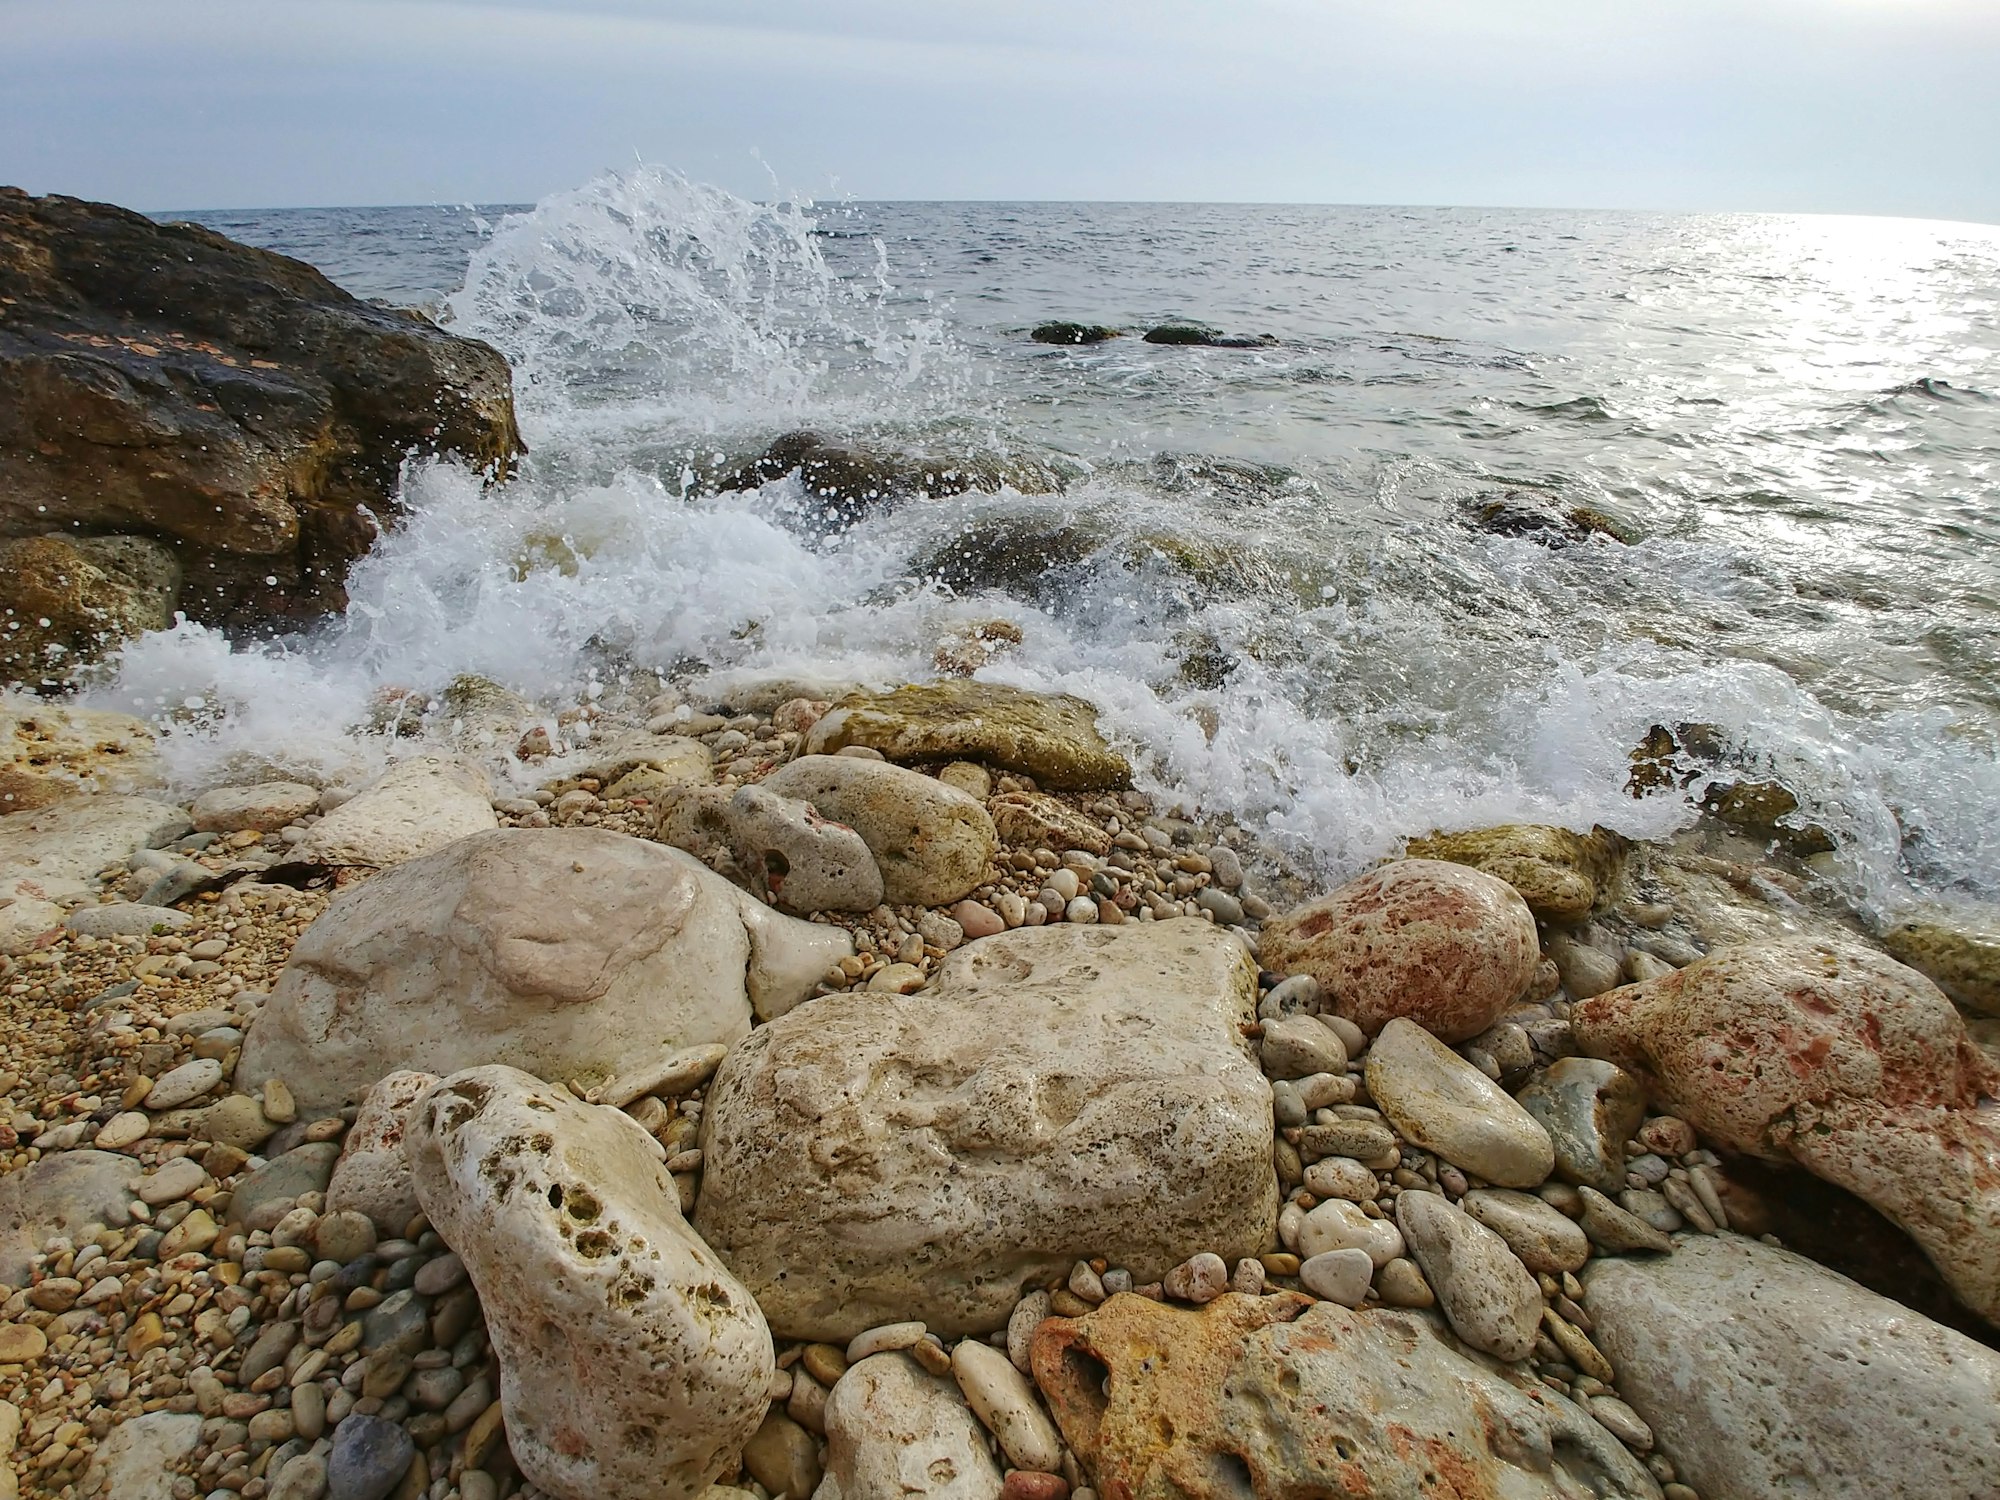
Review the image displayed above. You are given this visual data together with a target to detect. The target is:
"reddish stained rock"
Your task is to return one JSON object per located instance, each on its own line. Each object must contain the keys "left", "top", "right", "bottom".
{"left": 1028, "top": 1292, "right": 1659, "bottom": 1500}
{"left": 1259, "top": 859, "right": 1540, "bottom": 1042}
{"left": 1574, "top": 935, "right": 2000, "bottom": 1325}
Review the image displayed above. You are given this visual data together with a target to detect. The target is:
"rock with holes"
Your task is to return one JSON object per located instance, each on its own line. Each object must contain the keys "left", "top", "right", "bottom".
{"left": 1585, "top": 1233, "right": 2000, "bottom": 1499}
{"left": 759, "top": 755, "right": 996, "bottom": 906}
{"left": 1259, "top": 859, "right": 1540, "bottom": 1042}
{"left": 405, "top": 1066, "right": 773, "bottom": 1500}
{"left": 1574, "top": 935, "right": 2000, "bottom": 1324}
{"left": 0, "top": 698, "right": 163, "bottom": 813}
{"left": 695, "top": 922, "right": 1274, "bottom": 1341}
{"left": 816, "top": 1352, "right": 1002, "bottom": 1500}
{"left": 718, "top": 785, "right": 883, "bottom": 915}
{"left": 800, "top": 681, "right": 1130, "bottom": 791}
{"left": 1029, "top": 1291, "right": 1660, "bottom": 1499}
{"left": 1403, "top": 825, "right": 1624, "bottom": 925}
{"left": 236, "top": 828, "right": 851, "bottom": 1113}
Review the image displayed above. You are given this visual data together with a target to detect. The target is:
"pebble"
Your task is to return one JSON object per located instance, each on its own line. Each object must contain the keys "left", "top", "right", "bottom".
{"left": 952, "top": 900, "right": 1006, "bottom": 939}
{"left": 328, "top": 1412, "right": 414, "bottom": 1500}
{"left": 263, "top": 1077, "right": 299, "bottom": 1124}
{"left": 1297, "top": 1199, "right": 1404, "bottom": 1266}
{"left": 0, "top": 1325, "right": 47, "bottom": 1363}
{"left": 868, "top": 962, "right": 927, "bottom": 994}
{"left": 1259, "top": 1015, "right": 1348, "bottom": 1079}
{"left": 846, "top": 1319, "right": 928, "bottom": 1363}
{"left": 1007, "top": 1294, "right": 1051, "bottom": 1372}
{"left": 1364, "top": 1019, "right": 1555, "bottom": 1188}
{"left": 590, "top": 1042, "right": 729, "bottom": 1108}
{"left": 1395, "top": 1190, "right": 1543, "bottom": 1362}
{"left": 1194, "top": 888, "right": 1245, "bottom": 926}
{"left": 1303, "top": 1156, "right": 1378, "bottom": 1202}
{"left": 1374, "top": 1257, "right": 1436, "bottom": 1309}
{"left": 1577, "top": 1186, "right": 1675, "bottom": 1254}
{"left": 1002, "top": 1473, "right": 1070, "bottom": 1500}
{"left": 1299, "top": 1248, "right": 1374, "bottom": 1306}
{"left": 1459, "top": 1188, "right": 1592, "bottom": 1274}
{"left": 1162, "top": 1252, "right": 1229, "bottom": 1303}
{"left": 1064, "top": 896, "right": 1100, "bottom": 925}
{"left": 1589, "top": 1395, "right": 1654, "bottom": 1451}
{"left": 94, "top": 1109, "right": 151, "bottom": 1150}
{"left": 1259, "top": 973, "right": 1321, "bottom": 1018}
{"left": 746, "top": 1412, "right": 824, "bottom": 1500}
{"left": 144, "top": 1057, "right": 225, "bottom": 1110}
{"left": 1298, "top": 1119, "right": 1396, "bottom": 1164}
{"left": 952, "top": 1338, "right": 1064, "bottom": 1472}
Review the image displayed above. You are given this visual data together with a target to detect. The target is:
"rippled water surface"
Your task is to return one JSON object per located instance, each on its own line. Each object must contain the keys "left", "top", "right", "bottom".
{"left": 139, "top": 174, "right": 2000, "bottom": 919}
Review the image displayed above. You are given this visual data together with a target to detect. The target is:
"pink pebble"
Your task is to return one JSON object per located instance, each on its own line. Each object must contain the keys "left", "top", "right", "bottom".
{"left": 951, "top": 900, "right": 1006, "bottom": 939}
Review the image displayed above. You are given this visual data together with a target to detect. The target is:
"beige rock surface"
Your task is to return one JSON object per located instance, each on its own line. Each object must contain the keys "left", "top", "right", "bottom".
{"left": 190, "top": 781, "right": 321, "bottom": 834}
{"left": 237, "top": 828, "right": 848, "bottom": 1112}
{"left": 1575, "top": 935, "right": 2000, "bottom": 1323}
{"left": 814, "top": 1353, "right": 1001, "bottom": 1500}
{"left": 1882, "top": 909, "right": 2000, "bottom": 1017}
{"left": 0, "top": 792, "right": 190, "bottom": 889}
{"left": 0, "top": 698, "right": 162, "bottom": 813}
{"left": 760, "top": 755, "right": 996, "bottom": 905}
{"left": 406, "top": 1066, "right": 772, "bottom": 1500}
{"left": 0, "top": 1150, "right": 141, "bottom": 1286}
{"left": 1029, "top": 1292, "right": 1660, "bottom": 1500}
{"left": 1403, "top": 824, "right": 1624, "bottom": 924}
{"left": 695, "top": 922, "right": 1275, "bottom": 1340}
{"left": 800, "top": 682, "right": 1131, "bottom": 790}
{"left": 1585, "top": 1233, "right": 2000, "bottom": 1500}
{"left": 1395, "top": 1189, "right": 1544, "bottom": 1361}
{"left": 1365, "top": 1019, "right": 1554, "bottom": 1189}
{"left": 1260, "top": 859, "right": 1539, "bottom": 1042}
{"left": 292, "top": 755, "right": 497, "bottom": 866}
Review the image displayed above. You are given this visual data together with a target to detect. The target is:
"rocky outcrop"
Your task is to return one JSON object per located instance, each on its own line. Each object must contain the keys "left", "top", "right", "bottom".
{"left": 695, "top": 922, "right": 1275, "bottom": 1340}
{"left": 1260, "top": 859, "right": 1540, "bottom": 1042}
{"left": 1031, "top": 322, "right": 1119, "bottom": 345}
{"left": 406, "top": 1067, "right": 772, "bottom": 1500}
{"left": 720, "top": 431, "right": 1061, "bottom": 529}
{"left": 1574, "top": 936, "right": 2000, "bottom": 1323}
{"left": 1585, "top": 1234, "right": 2000, "bottom": 1499}
{"left": 0, "top": 534, "right": 180, "bottom": 686}
{"left": 1029, "top": 1292, "right": 1660, "bottom": 1499}
{"left": 0, "top": 188, "right": 522, "bottom": 628}
{"left": 800, "top": 682, "right": 1131, "bottom": 791}
{"left": 291, "top": 756, "right": 497, "bottom": 867}
{"left": 759, "top": 755, "right": 996, "bottom": 906}
{"left": 0, "top": 698, "right": 161, "bottom": 812}
{"left": 1403, "top": 824, "right": 1624, "bottom": 924}
{"left": 236, "top": 828, "right": 850, "bottom": 1112}
{"left": 816, "top": 1353, "right": 1002, "bottom": 1500}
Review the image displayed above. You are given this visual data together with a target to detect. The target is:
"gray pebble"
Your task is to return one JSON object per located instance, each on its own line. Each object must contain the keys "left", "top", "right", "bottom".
{"left": 328, "top": 1413, "right": 414, "bottom": 1500}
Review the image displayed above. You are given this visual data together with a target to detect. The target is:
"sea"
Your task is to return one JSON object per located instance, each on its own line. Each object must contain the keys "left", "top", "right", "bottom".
{"left": 108, "top": 167, "right": 2000, "bottom": 927}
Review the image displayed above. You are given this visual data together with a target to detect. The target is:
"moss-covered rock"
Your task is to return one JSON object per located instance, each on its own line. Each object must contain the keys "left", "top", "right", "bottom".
{"left": 1403, "top": 825, "right": 1625, "bottom": 924}
{"left": 800, "top": 681, "right": 1130, "bottom": 791}
{"left": 1882, "top": 914, "right": 2000, "bottom": 1018}
{"left": 0, "top": 534, "right": 180, "bottom": 687}
{"left": 1030, "top": 322, "right": 1119, "bottom": 345}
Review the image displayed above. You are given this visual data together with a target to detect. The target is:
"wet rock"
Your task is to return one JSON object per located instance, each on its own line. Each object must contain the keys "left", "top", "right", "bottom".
{"left": 292, "top": 756, "right": 497, "bottom": 867}
{"left": 1459, "top": 1189, "right": 1590, "bottom": 1274}
{"left": 0, "top": 188, "right": 522, "bottom": 627}
{"left": 722, "top": 784, "right": 884, "bottom": 913}
{"left": 0, "top": 1150, "right": 140, "bottom": 1286}
{"left": 988, "top": 792, "right": 1111, "bottom": 857}
{"left": 760, "top": 755, "right": 997, "bottom": 906}
{"left": 407, "top": 1066, "right": 773, "bottom": 1500}
{"left": 817, "top": 1352, "right": 1001, "bottom": 1500}
{"left": 1141, "top": 323, "right": 1275, "bottom": 347}
{"left": 1031, "top": 322, "right": 1119, "bottom": 345}
{"left": 190, "top": 780, "right": 326, "bottom": 834}
{"left": 1404, "top": 825, "right": 1623, "bottom": 924}
{"left": 722, "top": 430, "right": 1060, "bottom": 530}
{"left": 1586, "top": 1233, "right": 2000, "bottom": 1499}
{"left": 1260, "top": 859, "right": 1540, "bottom": 1042}
{"left": 1882, "top": 910, "right": 2000, "bottom": 1017}
{"left": 696, "top": 922, "right": 1275, "bottom": 1339}
{"left": 87, "top": 1411, "right": 202, "bottom": 1500}
{"left": 0, "top": 534, "right": 179, "bottom": 686}
{"left": 1030, "top": 1292, "right": 1660, "bottom": 1499}
{"left": 237, "top": 828, "right": 848, "bottom": 1112}
{"left": 0, "top": 698, "right": 161, "bottom": 812}
{"left": 1395, "top": 1190, "right": 1543, "bottom": 1360}
{"left": 326, "top": 1071, "right": 438, "bottom": 1234}
{"left": 1574, "top": 935, "right": 2000, "bottom": 1322}
{"left": 801, "top": 681, "right": 1130, "bottom": 791}
{"left": 1365, "top": 1018, "right": 1554, "bottom": 1188}
{"left": 1514, "top": 1057, "right": 1647, "bottom": 1194}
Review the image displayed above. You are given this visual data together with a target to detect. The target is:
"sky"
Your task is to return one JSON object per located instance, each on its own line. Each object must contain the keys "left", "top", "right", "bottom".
{"left": 4, "top": 0, "right": 1999, "bottom": 221}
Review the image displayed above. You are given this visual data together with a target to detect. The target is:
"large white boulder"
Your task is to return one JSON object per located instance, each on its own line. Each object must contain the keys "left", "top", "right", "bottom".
{"left": 759, "top": 755, "right": 996, "bottom": 906}
{"left": 1584, "top": 1233, "right": 2000, "bottom": 1499}
{"left": 695, "top": 922, "right": 1276, "bottom": 1340}
{"left": 236, "top": 828, "right": 850, "bottom": 1112}
{"left": 406, "top": 1067, "right": 772, "bottom": 1500}
{"left": 292, "top": 755, "right": 497, "bottom": 866}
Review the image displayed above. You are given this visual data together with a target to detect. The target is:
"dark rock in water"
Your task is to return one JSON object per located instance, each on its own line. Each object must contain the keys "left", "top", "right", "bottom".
{"left": 1031, "top": 321, "right": 1119, "bottom": 345}
{"left": 1466, "top": 493, "right": 1638, "bottom": 546}
{"left": 0, "top": 188, "right": 523, "bottom": 634}
{"left": 0, "top": 533, "right": 179, "bottom": 688}
{"left": 910, "top": 515, "right": 1105, "bottom": 604}
{"left": 1142, "top": 323, "right": 1276, "bottom": 347}
{"left": 722, "top": 430, "right": 1062, "bottom": 530}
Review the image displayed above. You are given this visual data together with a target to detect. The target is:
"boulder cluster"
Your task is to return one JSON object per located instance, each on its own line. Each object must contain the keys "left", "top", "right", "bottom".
{"left": 0, "top": 673, "right": 1997, "bottom": 1500}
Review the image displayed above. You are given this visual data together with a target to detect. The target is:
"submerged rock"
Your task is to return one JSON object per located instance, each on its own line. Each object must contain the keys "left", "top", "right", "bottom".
{"left": 1260, "top": 859, "right": 1540, "bottom": 1042}
{"left": 236, "top": 827, "right": 849, "bottom": 1112}
{"left": 720, "top": 430, "right": 1060, "bottom": 528}
{"left": 1403, "top": 824, "right": 1623, "bottom": 924}
{"left": 407, "top": 1066, "right": 772, "bottom": 1500}
{"left": 1141, "top": 323, "right": 1276, "bottom": 348}
{"left": 1575, "top": 935, "right": 2000, "bottom": 1323}
{"left": 1031, "top": 322, "right": 1119, "bottom": 345}
{"left": 1585, "top": 1233, "right": 2000, "bottom": 1500}
{"left": 695, "top": 922, "right": 1274, "bottom": 1339}
{"left": 760, "top": 755, "right": 996, "bottom": 906}
{"left": 1029, "top": 1291, "right": 1660, "bottom": 1499}
{"left": 0, "top": 534, "right": 180, "bottom": 687}
{"left": 801, "top": 681, "right": 1131, "bottom": 791}
{"left": 0, "top": 188, "right": 521, "bottom": 628}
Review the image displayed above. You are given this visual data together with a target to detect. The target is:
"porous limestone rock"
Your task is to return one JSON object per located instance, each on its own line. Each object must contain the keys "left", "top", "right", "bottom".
{"left": 0, "top": 792, "right": 189, "bottom": 890}
{"left": 190, "top": 781, "right": 321, "bottom": 834}
{"left": 0, "top": 534, "right": 180, "bottom": 686}
{"left": 722, "top": 785, "right": 884, "bottom": 914}
{"left": 760, "top": 755, "right": 997, "bottom": 906}
{"left": 695, "top": 922, "right": 1275, "bottom": 1340}
{"left": 406, "top": 1067, "right": 772, "bottom": 1500}
{"left": 1404, "top": 824, "right": 1624, "bottom": 924}
{"left": 236, "top": 828, "right": 850, "bottom": 1112}
{"left": 987, "top": 791, "right": 1111, "bottom": 858}
{"left": 815, "top": 1354, "right": 1002, "bottom": 1500}
{"left": 1364, "top": 1019, "right": 1554, "bottom": 1189}
{"left": 1029, "top": 1292, "right": 1660, "bottom": 1500}
{"left": 800, "top": 682, "right": 1131, "bottom": 790}
{"left": 87, "top": 1411, "right": 202, "bottom": 1500}
{"left": 325, "top": 1071, "right": 439, "bottom": 1235}
{"left": 1881, "top": 909, "right": 2000, "bottom": 1018}
{"left": 1260, "top": 859, "right": 1540, "bottom": 1042}
{"left": 0, "top": 1150, "right": 141, "bottom": 1286}
{"left": 291, "top": 756, "right": 497, "bottom": 867}
{"left": 1459, "top": 1189, "right": 1591, "bottom": 1275}
{"left": 0, "top": 696, "right": 161, "bottom": 812}
{"left": 1395, "top": 1189, "right": 1543, "bottom": 1361}
{"left": 1585, "top": 1233, "right": 2000, "bottom": 1499}
{"left": 1574, "top": 935, "right": 2000, "bottom": 1323}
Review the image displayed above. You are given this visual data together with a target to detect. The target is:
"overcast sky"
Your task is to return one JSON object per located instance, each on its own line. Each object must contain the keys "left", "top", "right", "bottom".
{"left": 5, "top": 0, "right": 1998, "bottom": 220}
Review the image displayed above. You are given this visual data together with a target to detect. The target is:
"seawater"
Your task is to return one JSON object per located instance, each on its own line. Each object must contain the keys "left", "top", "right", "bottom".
{"left": 114, "top": 168, "right": 2000, "bottom": 924}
